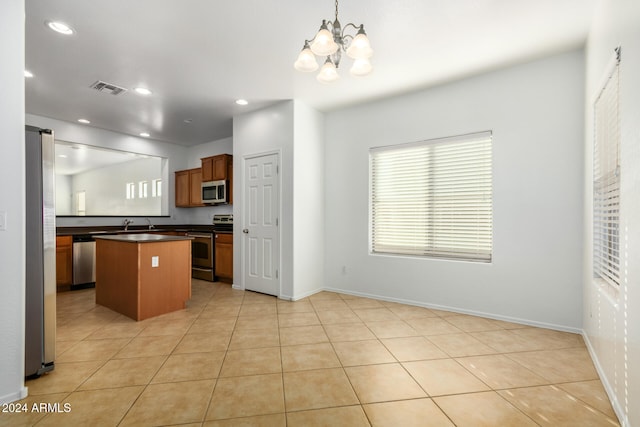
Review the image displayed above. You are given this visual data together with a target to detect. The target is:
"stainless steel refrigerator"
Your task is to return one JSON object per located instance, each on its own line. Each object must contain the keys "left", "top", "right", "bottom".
{"left": 25, "top": 125, "right": 56, "bottom": 378}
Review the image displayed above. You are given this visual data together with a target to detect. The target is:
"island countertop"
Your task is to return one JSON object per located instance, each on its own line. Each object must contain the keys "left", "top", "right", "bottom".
{"left": 94, "top": 233, "right": 193, "bottom": 243}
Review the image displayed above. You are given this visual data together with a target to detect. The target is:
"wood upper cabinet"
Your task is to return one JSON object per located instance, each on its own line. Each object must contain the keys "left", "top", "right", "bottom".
{"left": 56, "top": 235, "right": 73, "bottom": 290}
{"left": 175, "top": 168, "right": 204, "bottom": 207}
{"left": 189, "top": 168, "right": 203, "bottom": 206}
{"left": 202, "top": 154, "right": 233, "bottom": 205}
{"left": 227, "top": 160, "right": 233, "bottom": 205}
{"left": 175, "top": 170, "right": 190, "bottom": 207}
{"left": 201, "top": 154, "right": 231, "bottom": 182}
{"left": 215, "top": 233, "right": 233, "bottom": 282}
{"left": 176, "top": 154, "right": 233, "bottom": 208}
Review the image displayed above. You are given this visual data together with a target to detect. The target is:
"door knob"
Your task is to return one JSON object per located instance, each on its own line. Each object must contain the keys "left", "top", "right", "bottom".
{"left": 242, "top": 229, "right": 249, "bottom": 234}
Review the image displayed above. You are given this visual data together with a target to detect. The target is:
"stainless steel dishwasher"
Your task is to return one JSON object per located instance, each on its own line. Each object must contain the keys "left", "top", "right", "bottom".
{"left": 72, "top": 235, "right": 96, "bottom": 286}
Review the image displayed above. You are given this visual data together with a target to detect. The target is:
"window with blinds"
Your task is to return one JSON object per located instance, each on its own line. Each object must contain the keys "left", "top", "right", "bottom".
{"left": 593, "top": 50, "right": 621, "bottom": 288}
{"left": 370, "top": 131, "right": 492, "bottom": 262}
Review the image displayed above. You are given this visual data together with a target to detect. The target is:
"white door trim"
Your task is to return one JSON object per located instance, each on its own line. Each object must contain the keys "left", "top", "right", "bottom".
{"left": 242, "top": 150, "right": 281, "bottom": 297}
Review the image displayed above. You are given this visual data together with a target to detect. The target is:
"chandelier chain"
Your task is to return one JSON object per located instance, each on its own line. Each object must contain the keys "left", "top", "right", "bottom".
{"left": 335, "top": 0, "right": 339, "bottom": 20}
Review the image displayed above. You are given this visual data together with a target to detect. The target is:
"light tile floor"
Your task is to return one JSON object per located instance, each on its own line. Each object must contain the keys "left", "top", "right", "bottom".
{"left": 2, "top": 280, "right": 620, "bottom": 426}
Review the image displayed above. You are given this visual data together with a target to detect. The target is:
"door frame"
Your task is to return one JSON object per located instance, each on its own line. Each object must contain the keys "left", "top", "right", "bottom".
{"left": 241, "top": 150, "right": 282, "bottom": 297}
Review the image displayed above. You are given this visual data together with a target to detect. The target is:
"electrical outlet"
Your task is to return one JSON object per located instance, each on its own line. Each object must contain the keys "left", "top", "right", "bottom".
{"left": 152, "top": 256, "right": 159, "bottom": 267}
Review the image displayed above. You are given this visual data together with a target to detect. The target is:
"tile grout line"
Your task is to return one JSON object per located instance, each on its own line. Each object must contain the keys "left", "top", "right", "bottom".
{"left": 40, "top": 285, "right": 619, "bottom": 426}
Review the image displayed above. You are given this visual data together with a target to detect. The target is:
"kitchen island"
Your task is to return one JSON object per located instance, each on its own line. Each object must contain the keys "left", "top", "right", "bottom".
{"left": 94, "top": 233, "right": 192, "bottom": 321}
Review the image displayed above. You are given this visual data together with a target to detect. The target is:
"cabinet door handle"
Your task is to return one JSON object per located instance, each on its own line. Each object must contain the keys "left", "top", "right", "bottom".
{"left": 242, "top": 229, "right": 249, "bottom": 234}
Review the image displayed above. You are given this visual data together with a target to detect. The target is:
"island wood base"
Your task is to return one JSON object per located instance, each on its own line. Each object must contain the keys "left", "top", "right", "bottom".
{"left": 95, "top": 235, "right": 192, "bottom": 321}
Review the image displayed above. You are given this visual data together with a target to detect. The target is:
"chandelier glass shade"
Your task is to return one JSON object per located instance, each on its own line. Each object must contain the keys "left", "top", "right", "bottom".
{"left": 294, "top": 0, "right": 373, "bottom": 83}
{"left": 317, "top": 58, "right": 340, "bottom": 83}
{"left": 294, "top": 43, "right": 319, "bottom": 72}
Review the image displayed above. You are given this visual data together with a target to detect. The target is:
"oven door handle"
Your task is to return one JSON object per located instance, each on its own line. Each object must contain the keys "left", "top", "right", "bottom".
{"left": 186, "top": 232, "right": 213, "bottom": 238}
{"left": 192, "top": 266, "right": 213, "bottom": 272}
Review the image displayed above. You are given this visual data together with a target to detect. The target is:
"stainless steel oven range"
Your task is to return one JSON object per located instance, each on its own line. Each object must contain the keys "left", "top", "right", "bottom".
{"left": 186, "top": 232, "right": 214, "bottom": 281}
{"left": 213, "top": 213, "right": 233, "bottom": 232}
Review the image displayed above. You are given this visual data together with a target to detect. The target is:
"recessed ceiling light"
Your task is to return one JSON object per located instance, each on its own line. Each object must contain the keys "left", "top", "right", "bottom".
{"left": 24, "top": 70, "right": 34, "bottom": 78}
{"left": 139, "top": 132, "right": 150, "bottom": 138}
{"left": 134, "top": 87, "right": 152, "bottom": 95}
{"left": 235, "top": 99, "right": 249, "bottom": 106}
{"left": 45, "top": 20, "right": 74, "bottom": 35}
{"left": 77, "top": 118, "right": 90, "bottom": 124}
{"left": 183, "top": 118, "right": 193, "bottom": 124}
{"left": 58, "top": 154, "right": 67, "bottom": 158}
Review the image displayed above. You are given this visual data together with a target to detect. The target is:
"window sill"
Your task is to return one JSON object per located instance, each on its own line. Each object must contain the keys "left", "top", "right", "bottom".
{"left": 593, "top": 278, "right": 620, "bottom": 310}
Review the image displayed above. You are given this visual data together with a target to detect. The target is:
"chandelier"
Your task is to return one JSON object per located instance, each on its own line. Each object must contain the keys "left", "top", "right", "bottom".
{"left": 294, "top": 0, "right": 373, "bottom": 83}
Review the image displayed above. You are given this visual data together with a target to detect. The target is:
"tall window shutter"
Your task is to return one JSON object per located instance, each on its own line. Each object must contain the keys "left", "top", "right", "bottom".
{"left": 593, "top": 49, "right": 621, "bottom": 288}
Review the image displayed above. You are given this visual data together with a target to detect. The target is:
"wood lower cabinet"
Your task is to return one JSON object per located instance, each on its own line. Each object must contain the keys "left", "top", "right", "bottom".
{"left": 95, "top": 236, "right": 192, "bottom": 321}
{"left": 175, "top": 168, "right": 204, "bottom": 207}
{"left": 215, "top": 233, "right": 233, "bottom": 282}
{"left": 56, "top": 235, "right": 73, "bottom": 290}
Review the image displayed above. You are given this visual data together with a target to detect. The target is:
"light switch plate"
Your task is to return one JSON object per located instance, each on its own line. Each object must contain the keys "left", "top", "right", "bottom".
{"left": 151, "top": 256, "right": 159, "bottom": 267}
{"left": 0, "top": 210, "right": 6, "bottom": 231}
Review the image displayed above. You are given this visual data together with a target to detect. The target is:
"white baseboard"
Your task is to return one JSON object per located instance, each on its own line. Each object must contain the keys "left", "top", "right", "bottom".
{"left": 288, "top": 288, "right": 323, "bottom": 302}
{"left": 322, "top": 286, "right": 582, "bottom": 334}
{"left": 225, "top": 284, "right": 627, "bottom": 424}
{"left": 0, "top": 386, "right": 28, "bottom": 405}
{"left": 582, "top": 332, "right": 629, "bottom": 427}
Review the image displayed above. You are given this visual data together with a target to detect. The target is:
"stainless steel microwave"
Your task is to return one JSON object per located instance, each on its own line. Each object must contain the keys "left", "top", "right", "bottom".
{"left": 202, "top": 180, "right": 227, "bottom": 204}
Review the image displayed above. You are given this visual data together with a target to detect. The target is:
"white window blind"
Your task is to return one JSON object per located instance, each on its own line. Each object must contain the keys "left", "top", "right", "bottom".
{"left": 593, "top": 50, "right": 621, "bottom": 288}
{"left": 370, "top": 131, "right": 492, "bottom": 262}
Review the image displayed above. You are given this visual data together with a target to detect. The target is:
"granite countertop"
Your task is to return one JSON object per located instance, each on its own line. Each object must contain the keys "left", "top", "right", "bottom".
{"left": 57, "top": 224, "right": 220, "bottom": 236}
{"left": 94, "top": 233, "right": 194, "bottom": 243}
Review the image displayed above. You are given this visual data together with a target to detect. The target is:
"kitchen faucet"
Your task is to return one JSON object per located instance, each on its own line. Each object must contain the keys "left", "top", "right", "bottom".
{"left": 123, "top": 219, "right": 132, "bottom": 231}
{"left": 145, "top": 218, "right": 155, "bottom": 230}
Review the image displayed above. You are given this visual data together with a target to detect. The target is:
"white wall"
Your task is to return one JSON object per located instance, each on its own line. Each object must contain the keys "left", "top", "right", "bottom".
{"left": 583, "top": 1, "right": 640, "bottom": 425}
{"left": 186, "top": 137, "right": 233, "bottom": 169}
{"left": 26, "top": 114, "right": 189, "bottom": 226}
{"left": 34, "top": 121, "right": 236, "bottom": 225}
{"left": 70, "top": 157, "right": 162, "bottom": 215}
{"left": 55, "top": 174, "right": 72, "bottom": 215}
{"left": 233, "top": 101, "right": 295, "bottom": 296}
{"left": 325, "top": 50, "right": 585, "bottom": 330}
{"left": 0, "top": 0, "right": 27, "bottom": 404}
{"left": 292, "top": 102, "right": 325, "bottom": 299}
{"left": 232, "top": 101, "right": 325, "bottom": 299}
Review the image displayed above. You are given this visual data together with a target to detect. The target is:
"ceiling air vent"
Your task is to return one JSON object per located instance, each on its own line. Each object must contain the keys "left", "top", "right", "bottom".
{"left": 90, "top": 80, "right": 128, "bottom": 95}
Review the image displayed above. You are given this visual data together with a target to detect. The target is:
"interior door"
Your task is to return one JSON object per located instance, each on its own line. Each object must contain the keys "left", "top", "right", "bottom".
{"left": 243, "top": 153, "right": 280, "bottom": 296}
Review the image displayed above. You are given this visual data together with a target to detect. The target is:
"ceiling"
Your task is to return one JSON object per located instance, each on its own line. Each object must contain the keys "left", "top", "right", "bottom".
{"left": 25, "top": 0, "right": 595, "bottom": 147}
